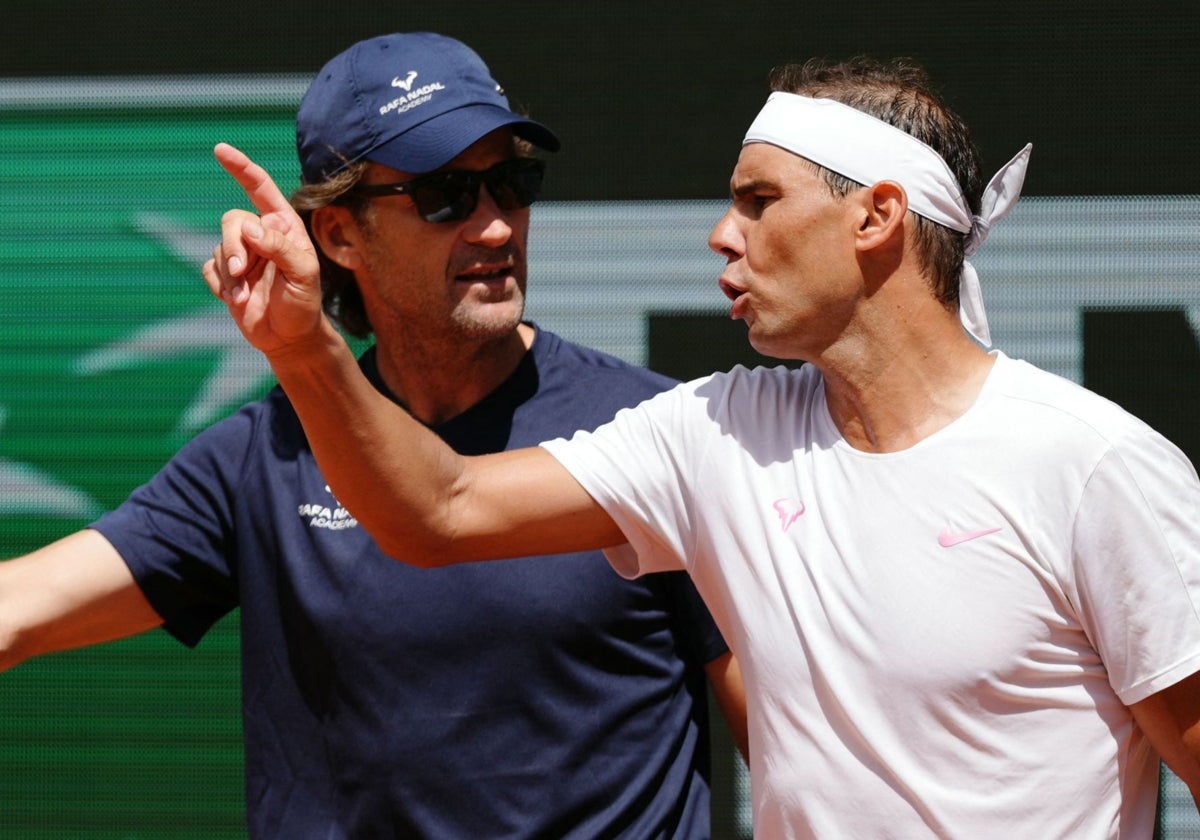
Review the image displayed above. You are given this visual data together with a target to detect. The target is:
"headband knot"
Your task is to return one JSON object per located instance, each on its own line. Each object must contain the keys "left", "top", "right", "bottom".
{"left": 965, "top": 216, "right": 991, "bottom": 256}
{"left": 743, "top": 92, "right": 1032, "bottom": 347}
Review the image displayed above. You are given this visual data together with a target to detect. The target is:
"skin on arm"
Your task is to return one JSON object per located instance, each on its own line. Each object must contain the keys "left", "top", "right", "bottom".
{"left": 0, "top": 529, "right": 163, "bottom": 672}
{"left": 1130, "top": 671, "right": 1200, "bottom": 813}
{"left": 202, "top": 144, "right": 625, "bottom": 566}
{"left": 705, "top": 650, "right": 750, "bottom": 763}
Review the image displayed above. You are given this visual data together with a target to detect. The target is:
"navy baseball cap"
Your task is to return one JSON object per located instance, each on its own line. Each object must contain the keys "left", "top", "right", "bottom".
{"left": 296, "top": 32, "right": 560, "bottom": 183}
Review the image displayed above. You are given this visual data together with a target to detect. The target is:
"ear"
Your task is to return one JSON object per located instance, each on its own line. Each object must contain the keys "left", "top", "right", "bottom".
{"left": 311, "top": 205, "right": 366, "bottom": 271}
{"left": 853, "top": 180, "right": 908, "bottom": 253}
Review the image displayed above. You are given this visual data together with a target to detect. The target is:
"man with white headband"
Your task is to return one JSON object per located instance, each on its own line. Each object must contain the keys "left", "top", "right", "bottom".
{"left": 206, "top": 56, "right": 1200, "bottom": 838}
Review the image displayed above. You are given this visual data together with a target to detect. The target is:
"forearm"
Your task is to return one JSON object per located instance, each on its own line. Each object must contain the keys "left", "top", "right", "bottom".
{"left": 264, "top": 322, "right": 467, "bottom": 564}
{"left": 0, "top": 531, "right": 161, "bottom": 671}
{"left": 1130, "top": 672, "right": 1200, "bottom": 811}
{"left": 264, "top": 323, "right": 625, "bottom": 563}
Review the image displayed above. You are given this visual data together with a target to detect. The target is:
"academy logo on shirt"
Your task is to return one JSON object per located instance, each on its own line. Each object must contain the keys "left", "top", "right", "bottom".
{"left": 298, "top": 485, "right": 359, "bottom": 531}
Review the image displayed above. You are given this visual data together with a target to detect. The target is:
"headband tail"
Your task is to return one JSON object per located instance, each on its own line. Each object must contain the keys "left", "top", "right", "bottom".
{"left": 959, "top": 143, "right": 1033, "bottom": 347}
{"left": 959, "top": 261, "right": 991, "bottom": 346}
{"left": 965, "top": 143, "right": 1033, "bottom": 255}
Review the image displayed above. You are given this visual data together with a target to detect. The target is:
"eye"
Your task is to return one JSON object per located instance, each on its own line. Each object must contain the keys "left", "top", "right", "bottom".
{"left": 740, "top": 192, "right": 776, "bottom": 218}
{"left": 730, "top": 180, "right": 778, "bottom": 218}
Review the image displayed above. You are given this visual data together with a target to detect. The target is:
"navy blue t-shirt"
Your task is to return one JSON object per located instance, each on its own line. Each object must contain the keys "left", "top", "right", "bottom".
{"left": 93, "top": 327, "right": 727, "bottom": 839}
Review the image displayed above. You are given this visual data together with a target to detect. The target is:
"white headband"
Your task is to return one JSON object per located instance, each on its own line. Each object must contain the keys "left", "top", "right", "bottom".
{"left": 743, "top": 92, "right": 1032, "bottom": 346}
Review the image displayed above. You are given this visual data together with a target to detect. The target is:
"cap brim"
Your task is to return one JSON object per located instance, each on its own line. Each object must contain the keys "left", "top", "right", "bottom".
{"left": 365, "top": 103, "right": 560, "bottom": 174}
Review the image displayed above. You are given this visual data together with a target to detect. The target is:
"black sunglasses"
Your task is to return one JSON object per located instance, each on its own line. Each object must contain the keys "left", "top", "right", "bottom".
{"left": 349, "top": 158, "right": 546, "bottom": 223}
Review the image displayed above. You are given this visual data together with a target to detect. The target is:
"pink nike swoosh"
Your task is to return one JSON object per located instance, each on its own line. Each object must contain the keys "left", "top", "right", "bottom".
{"left": 937, "top": 526, "right": 1002, "bottom": 548}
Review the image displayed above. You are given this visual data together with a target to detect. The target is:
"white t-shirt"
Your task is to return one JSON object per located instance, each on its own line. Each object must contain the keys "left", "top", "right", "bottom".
{"left": 542, "top": 351, "right": 1200, "bottom": 839}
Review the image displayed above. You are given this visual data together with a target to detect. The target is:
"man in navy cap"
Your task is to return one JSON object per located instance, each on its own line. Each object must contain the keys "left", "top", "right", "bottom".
{"left": 0, "top": 32, "right": 745, "bottom": 838}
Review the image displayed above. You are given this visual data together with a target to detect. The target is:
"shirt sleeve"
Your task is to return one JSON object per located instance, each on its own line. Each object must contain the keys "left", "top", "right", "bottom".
{"left": 1070, "top": 429, "right": 1200, "bottom": 705}
{"left": 89, "top": 409, "right": 255, "bottom": 647}
{"left": 541, "top": 382, "right": 704, "bottom": 579}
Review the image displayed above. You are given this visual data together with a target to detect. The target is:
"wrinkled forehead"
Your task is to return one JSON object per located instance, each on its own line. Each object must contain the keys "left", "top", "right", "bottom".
{"left": 727, "top": 141, "right": 825, "bottom": 196}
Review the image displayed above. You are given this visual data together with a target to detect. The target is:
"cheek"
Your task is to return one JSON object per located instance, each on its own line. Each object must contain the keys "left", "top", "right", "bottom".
{"left": 745, "top": 219, "right": 804, "bottom": 281}
{"left": 757, "top": 210, "right": 848, "bottom": 274}
{"left": 380, "top": 222, "right": 452, "bottom": 265}
{"left": 362, "top": 239, "right": 448, "bottom": 300}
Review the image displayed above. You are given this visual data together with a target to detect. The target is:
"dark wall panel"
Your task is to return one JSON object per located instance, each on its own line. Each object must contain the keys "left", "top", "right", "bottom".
{"left": 3, "top": 1, "right": 1198, "bottom": 197}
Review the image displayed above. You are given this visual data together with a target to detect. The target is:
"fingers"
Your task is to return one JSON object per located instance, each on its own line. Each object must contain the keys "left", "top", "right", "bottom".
{"left": 214, "top": 142, "right": 293, "bottom": 217}
{"left": 209, "top": 209, "right": 260, "bottom": 305}
{"left": 218, "top": 209, "right": 256, "bottom": 275}
{"left": 211, "top": 142, "right": 319, "bottom": 287}
{"left": 204, "top": 241, "right": 251, "bottom": 306}
{"left": 207, "top": 143, "right": 327, "bottom": 353}
{"left": 201, "top": 255, "right": 223, "bottom": 302}
{"left": 210, "top": 210, "right": 316, "bottom": 302}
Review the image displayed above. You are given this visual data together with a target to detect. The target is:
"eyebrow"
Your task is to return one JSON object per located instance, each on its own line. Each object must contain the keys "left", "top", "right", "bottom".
{"left": 730, "top": 177, "right": 777, "bottom": 200}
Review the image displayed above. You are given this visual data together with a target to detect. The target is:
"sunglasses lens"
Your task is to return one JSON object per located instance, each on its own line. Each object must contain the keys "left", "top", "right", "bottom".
{"left": 487, "top": 161, "right": 544, "bottom": 211}
{"left": 364, "top": 160, "right": 545, "bottom": 223}
{"left": 410, "top": 175, "right": 476, "bottom": 223}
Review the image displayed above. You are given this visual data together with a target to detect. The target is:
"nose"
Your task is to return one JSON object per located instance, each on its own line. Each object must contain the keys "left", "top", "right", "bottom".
{"left": 708, "top": 207, "right": 742, "bottom": 260}
{"left": 463, "top": 184, "right": 516, "bottom": 246}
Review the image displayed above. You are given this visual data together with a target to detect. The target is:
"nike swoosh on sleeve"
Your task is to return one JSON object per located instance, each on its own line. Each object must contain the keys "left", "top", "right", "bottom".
{"left": 937, "top": 526, "right": 1003, "bottom": 548}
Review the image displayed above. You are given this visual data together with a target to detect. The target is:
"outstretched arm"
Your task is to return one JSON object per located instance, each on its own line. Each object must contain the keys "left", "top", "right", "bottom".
{"left": 0, "top": 530, "right": 163, "bottom": 672}
{"left": 203, "top": 145, "right": 624, "bottom": 565}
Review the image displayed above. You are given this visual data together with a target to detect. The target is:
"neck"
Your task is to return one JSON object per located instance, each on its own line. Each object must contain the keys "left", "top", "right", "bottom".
{"left": 373, "top": 322, "right": 535, "bottom": 426}
{"left": 817, "top": 307, "right": 995, "bottom": 453}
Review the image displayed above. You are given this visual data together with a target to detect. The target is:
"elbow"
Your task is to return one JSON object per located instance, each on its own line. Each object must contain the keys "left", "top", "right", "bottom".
{"left": 350, "top": 484, "right": 473, "bottom": 568}
{"left": 375, "top": 542, "right": 442, "bottom": 568}
{"left": 0, "top": 614, "right": 30, "bottom": 673}
{"left": 369, "top": 527, "right": 462, "bottom": 569}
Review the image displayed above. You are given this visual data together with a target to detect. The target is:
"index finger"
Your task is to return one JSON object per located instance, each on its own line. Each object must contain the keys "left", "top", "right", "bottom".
{"left": 213, "top": 142, "right": 292, "bottom": 216}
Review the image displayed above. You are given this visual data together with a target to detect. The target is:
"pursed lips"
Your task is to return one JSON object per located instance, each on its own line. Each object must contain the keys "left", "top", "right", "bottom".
{"left": 719, "top": 276, "right": 749, "bottom": 319}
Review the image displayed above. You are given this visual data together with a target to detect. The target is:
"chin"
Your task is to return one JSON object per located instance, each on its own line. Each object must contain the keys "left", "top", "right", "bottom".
{"left": 451, "top": 304, "right": 526, "bottom": 341}
{"left": 745, "top": 327, "right": 774, "bottom": 357}
{"left": 746, "top": 331, "right": 796, "bottom": 363}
